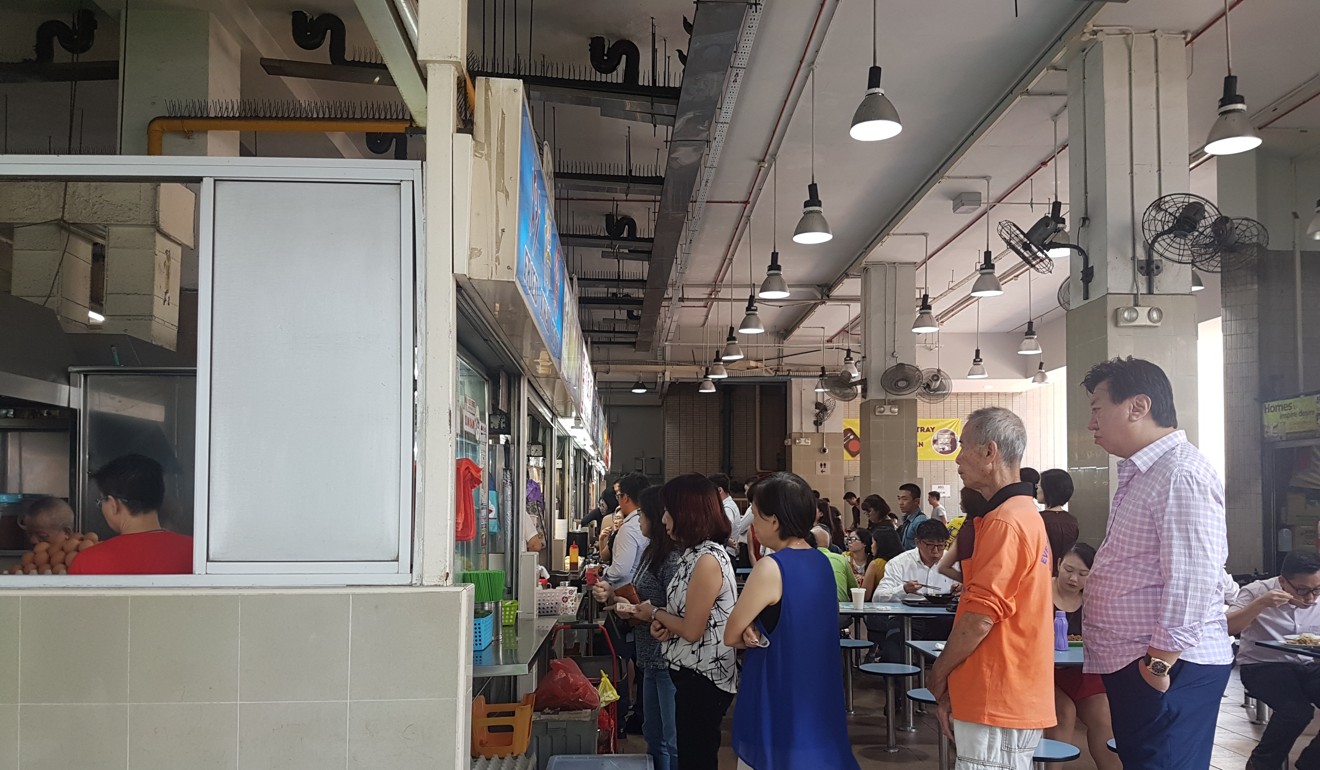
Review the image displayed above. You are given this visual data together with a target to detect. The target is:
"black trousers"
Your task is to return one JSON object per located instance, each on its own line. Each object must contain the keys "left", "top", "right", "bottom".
{"left": 671, "top": 667, "right": 734, "bottom": 770}
{"left": 1241, "top": 663, "right": 1320, "bottom": 770}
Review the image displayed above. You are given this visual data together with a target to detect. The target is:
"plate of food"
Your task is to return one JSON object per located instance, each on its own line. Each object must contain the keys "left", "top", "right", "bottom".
{"left": 1283, "top": 633, "right": 1320, "bottom": 647}
{"left": 1068, "top": 635, "right": 1084, "bottom": 648}
{"left": 901, "top": 595, "right": 930, "bottom": 606}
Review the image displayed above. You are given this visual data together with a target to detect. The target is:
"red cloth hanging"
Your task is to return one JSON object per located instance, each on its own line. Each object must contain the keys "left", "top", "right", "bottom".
{"left": 456, "top": 458, "right": 483, "bottom": 542}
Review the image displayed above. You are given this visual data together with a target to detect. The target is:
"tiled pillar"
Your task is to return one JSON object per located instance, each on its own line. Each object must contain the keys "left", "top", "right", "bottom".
{"left": 860, "top": 263, "right": 920, "bottom": 502}
{"left": 1063, "top": 33, "right": 1198, "bottom": 545}
{"left": 118, "top": 9, "right": 240, "bottom": 155}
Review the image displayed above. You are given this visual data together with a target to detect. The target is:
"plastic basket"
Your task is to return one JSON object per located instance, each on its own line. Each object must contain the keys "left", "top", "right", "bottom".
{"left": 471, "top": 694, "right": 536, "bottom": 758}
{"left": 531, "top": 709, "right": 599, "bottom": 770}
{"left": 536, "top": 587, "right": 581, "bottom": 617}
{"left": 502, "top": 599, "right": 520, "bottom": 626}
{"left": 473, "top": 612, "right": 495, "bottom": 651}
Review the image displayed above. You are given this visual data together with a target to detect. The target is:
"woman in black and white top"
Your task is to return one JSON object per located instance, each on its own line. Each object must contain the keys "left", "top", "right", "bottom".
{"left": 633, "top": 473, "right": 738, "bottom": 770}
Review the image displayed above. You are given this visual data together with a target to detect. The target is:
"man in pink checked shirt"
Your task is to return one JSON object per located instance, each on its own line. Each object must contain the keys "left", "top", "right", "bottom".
{"left": 1081, "top": 357, "right": 1233, "bottom": 770}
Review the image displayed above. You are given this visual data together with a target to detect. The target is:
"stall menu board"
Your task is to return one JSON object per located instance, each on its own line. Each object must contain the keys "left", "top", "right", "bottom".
{"left": 1264, "top": 394, "right": 1320, "bottom": 441}
{"left": 515, "top": 103, "right": 567, "bottom": 373}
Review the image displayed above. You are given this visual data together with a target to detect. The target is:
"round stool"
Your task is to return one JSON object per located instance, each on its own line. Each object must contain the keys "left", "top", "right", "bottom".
{"left": 1032, "top": 738, "right": 1080, "bottom": 769}
{"left": 1106, "top": 738, "right": 1117, "bottom": 753}
{"left": 840, "top": 638, "right": 874, "bottom": 714}
{"left": 907, "top": 688, "right": 949, "bottom": 770}
{"left": 860, "top": 663, "right": 919, "bottom": 752}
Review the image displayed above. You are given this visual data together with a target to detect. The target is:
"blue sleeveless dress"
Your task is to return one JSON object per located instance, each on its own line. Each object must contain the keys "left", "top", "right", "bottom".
{"left": 731, "top": 548, "right": 860, "bottom": 770}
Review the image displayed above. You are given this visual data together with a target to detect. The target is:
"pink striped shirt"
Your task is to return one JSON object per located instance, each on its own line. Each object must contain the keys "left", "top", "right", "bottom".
{"left": 1082, "top": 430, "right": 1234, "bottom": 674}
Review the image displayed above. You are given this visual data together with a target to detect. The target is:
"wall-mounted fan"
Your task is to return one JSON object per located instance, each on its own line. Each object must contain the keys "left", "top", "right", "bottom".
{"left": 1193, "top": 215, "right": 1268, "bottom": 273}
{"left": 879, "top": 363, "right": 922, "bottom": 396}
{"left": 822, "top": 373, "right": 860, "bottom": 401}
{"left": 1142, "top": 193, "right": 1220, "bottom": 265}
{"left": 1057, "top": 278, "right": 1073, "bottom": 311}
{"left": 813, "top": 396, "right": 836, "bottom": 429}
{"left": 998, "top": 209, "right": 1058, "bottom": 275}
{"left": 916, "top": 368, "right": 953, "bottom": 404}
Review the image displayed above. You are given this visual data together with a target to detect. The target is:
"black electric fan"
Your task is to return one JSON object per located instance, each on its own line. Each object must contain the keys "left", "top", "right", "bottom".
{"left": 1141, "top": 193, "right": 1221, "bottom": 265}
{"left": 1193, "top": 215, "right": 1269, "bottom": 273}
{"left": 879, "top": 363, "right": 923, "bottom": 397}
{"left": 916, "top": 368, "right": 953, "bottom": 404}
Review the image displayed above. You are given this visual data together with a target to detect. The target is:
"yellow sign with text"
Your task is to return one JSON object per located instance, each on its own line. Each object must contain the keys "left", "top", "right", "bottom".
{"left": 1264, "top": 395, "right": 1320, "bottom": 440}
{"left": 918, "top": 418, "right": 962, "bottom": 461}
{"left": 843, "top": 418, "right": 861, "bottom": 459}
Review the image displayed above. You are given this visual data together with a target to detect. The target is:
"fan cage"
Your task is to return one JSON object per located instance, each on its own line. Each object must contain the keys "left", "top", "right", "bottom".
{"left": 997, "top": 221, "right": 1055, "bottom": 275}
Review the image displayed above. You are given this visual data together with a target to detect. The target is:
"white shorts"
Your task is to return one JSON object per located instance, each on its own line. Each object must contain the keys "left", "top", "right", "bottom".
{"left": 953, "top": 719, "right": 1043, "bottom": 770}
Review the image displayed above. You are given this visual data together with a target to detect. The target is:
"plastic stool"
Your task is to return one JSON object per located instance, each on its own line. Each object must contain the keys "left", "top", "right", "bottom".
{"left": 1032, "top": 738, "right": 1081, "bottom": 769}
{"left": 1106, "top": 738, "right": 1117, "bottom": 753}
{"left": 907, "top": 688, "right": 949, "bottom": 770}
{"left": 860, "top": 663, "right": 919, "bottom": 752}
{"left": 840, "top": 638, "right": 874, "bottom": 715}
{"left": 471, "top": 694, "right": 535, "bottom": 758}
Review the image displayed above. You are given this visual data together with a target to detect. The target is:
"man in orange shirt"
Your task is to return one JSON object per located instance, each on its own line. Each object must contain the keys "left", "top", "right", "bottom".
{"left": 927, "top": 407, "right": 1055, "bottom": 769}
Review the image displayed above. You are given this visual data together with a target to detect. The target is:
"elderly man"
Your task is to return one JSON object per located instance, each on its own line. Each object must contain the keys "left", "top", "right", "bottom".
{"left": 1229, "top": 551, "right": 1320, "bottom": 770}
{"left": 1081, "top": 358, "right": 1232, "bottom": 770}
{"left": 927, "top": 407, "right": 1054, "bottom": 769}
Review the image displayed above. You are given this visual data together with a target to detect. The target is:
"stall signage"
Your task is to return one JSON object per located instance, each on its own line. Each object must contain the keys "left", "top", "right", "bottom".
{"left": 489, "top": 410, "right": 511, "bottom": 436}
{"left": 462, "top": 397, "right": 481, "bottom": 437}
{"left": 515, "top": 103, "right": 567, "bottom": 372}
{"left": 918, "top": 418, "right": 962, "bottom": 461}
{"left": 1264, "top": 395, "right": 1320, "bottom": 440}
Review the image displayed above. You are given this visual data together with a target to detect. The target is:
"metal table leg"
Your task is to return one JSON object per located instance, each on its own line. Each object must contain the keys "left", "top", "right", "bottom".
{"left": 883, "top": 677, "right": 899, "bottom": 752}
{"left": 844, "top": 652, "right": 855, "bottom": 714}
{"left": 901, "top": 616, "right": 916, "bottom": 731}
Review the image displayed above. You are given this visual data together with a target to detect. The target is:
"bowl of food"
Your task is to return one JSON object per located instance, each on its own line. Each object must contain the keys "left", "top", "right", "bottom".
{"left": 1284, "top": 633, "right": 1320, "bottom": 648}
{"left": 923, "top": 592, "right": 956, "bottom": 606}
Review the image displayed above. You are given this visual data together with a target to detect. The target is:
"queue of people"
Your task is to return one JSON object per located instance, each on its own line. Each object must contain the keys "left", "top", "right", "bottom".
{"left": 577, "top": 356, "right": 1260, "bottom": 770}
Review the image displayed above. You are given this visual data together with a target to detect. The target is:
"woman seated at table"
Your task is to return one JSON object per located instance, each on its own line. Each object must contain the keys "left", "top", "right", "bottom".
{"left": 1048, "top": 543, "right": 1120, "bottom": 770}
{"left": 725, "top": 472, "right": 860, "bottom": 770}
{"left": 861, "top": 528, "right": 905, "bottom": 602}
{"left": 844, "top": 528, "right": 872, "bottom": 587}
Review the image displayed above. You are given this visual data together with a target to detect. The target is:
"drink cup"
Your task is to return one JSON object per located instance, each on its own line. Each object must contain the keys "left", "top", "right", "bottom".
{"left": 850, "top": 587, "right": 866, "bottom": 610}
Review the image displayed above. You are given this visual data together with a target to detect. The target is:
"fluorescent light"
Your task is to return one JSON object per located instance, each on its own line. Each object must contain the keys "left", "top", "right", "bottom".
{"left": 1204, "top": 76, "right": 1261, "bottom": 156}
{"left": 967, "top": 349, "right": 988, "bottom": 379}
{"left": 970, "top": 251, "right": 1003, "bottom": 298}
{"left": 87, "top": 310, "right": 105, "bottom": 324}
{"left": 850, "top": 66, "right": 902, "bottom": 142}
{"left": 793, "top": 183, "right": 832, "bottom": 245}
{"left": 912, "top": 294, "right": 939, "bottom": 334}
{"left": 759, "top": 251, "right": 791, "bottom": 299}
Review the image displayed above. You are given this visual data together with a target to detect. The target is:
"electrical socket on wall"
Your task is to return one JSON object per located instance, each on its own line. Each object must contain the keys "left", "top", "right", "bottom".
{"left": 874, "top": 404, "right": 899, "bottom": 417}
{"left": 794, "top": 437, "right": 813, "bottom": 446}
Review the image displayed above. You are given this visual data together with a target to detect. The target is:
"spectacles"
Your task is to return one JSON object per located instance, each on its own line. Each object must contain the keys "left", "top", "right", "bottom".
{"left": 844, "top": 536, "right": 859, "bottom": 544}
{"left": 917, "top": 541, "right": 946, "bottom": 550}
{"left": 1285, "top": 578, "right": 1320, "bottom": 598}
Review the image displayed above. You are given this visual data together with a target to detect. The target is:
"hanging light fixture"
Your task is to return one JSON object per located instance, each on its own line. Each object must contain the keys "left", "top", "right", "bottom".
{"left": 968, "top": 302, "right": 988, "bottom": 379}
{"left": 1032, "top": 362, "right": 1048, "bottom": 384}
{"left": 1018, "top": 274, "right": 1042, "bottom": 356}
{"left": 699, "top": 370, "right": 717, "bottom": 393}
{"left": 970, "top": 251, "right": 1003, "bottom": 297}
{"left": 842, "top": 349, "right": 860, "bottom": 381}
{"left": 739, "top": 220, "right": 765, "bottom": 333}
{"left": 814, "top": 367, "right": 829, "bottom": 393}
{"left": 1191, "top": 271, "right": 1206, "bottom": 292}
{"left": 1204, "top": 0, "right": 1261, "bottom": 156}
{"left": 630, "top": 378, "right": 648, "bottom": 394}
{"left": 721, "top": 327, "right": 745, "bottom": 362}
{"left": 793, "top": 70, "right": 833, "bottom": 245}
{"left": 849, "top": 0, "right": 902, "bottom": 142}
{"left": 1306, "top": 199, "right": 1320, "bottom": 241}
{"left": 912, "top": 233, "right": 939, "bottom": 333}
{"left": 709, "top": 353, "right": 729, "bottom": 379}
{"left": 1044, "top": 116, "right": 1072, "bottom": 259}
{"left": 760, "top": 162, "right": 792, "bottom": 299}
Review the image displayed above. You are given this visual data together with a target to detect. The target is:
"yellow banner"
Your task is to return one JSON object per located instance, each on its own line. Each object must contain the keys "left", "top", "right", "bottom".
{"left": 1264, "top": 395, "right": 1320, "bottom": 440}
{"left": 843, "top": 419, "right": 861, "bottom": 459}
{"left": 918, "top": 418, "right": 962, "bottom": 461}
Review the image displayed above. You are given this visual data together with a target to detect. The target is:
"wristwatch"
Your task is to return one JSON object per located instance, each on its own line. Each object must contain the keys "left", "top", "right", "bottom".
{"left": 1142, "top": 655, "right": 1172, "bottom": 677}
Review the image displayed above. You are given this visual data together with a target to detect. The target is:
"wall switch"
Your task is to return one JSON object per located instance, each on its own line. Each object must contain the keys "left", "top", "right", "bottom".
{"left": 1114, "top": 305, "right": 1164, "bottom": 328}
{"left": 874, "top": 404, "right": 899, "bottom": 417}
{"left": 794, "top": 437, "right": 813, "bottom": 446}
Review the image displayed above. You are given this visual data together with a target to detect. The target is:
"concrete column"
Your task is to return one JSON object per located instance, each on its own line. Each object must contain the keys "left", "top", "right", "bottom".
{"left": 103, "top": 225, "right": 185, "bottom": 348}
{"left": 1064, "top": 33, "right": 1199, "bottom": 546}
{"left": 860, "top": 263, "right": 920, "bottom": 502}
{"left": 118, "top": 9, "right": 240, "bottom": 156}
{"left": 10, "top": 223, "right": 95, "bottom": 329}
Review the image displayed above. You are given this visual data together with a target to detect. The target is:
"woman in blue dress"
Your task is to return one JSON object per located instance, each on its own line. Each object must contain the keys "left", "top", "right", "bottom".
{"left": 725, "top": 472, "right": 860, "bottom": 770}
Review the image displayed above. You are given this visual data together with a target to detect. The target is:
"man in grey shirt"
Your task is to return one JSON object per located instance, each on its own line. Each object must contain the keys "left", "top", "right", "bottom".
{"left": 1228, "top": 551, "right": 1320, "bottom": 770}
{"left": 602, "top": 472, "right": 650, "bottom": 588}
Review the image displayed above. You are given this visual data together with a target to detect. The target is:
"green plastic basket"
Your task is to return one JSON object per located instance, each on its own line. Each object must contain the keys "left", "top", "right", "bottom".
{"left": 460, "top": 570, "right": 506, "bottom": 604}
{"left": 501, "top": 600, "right": 519, "bottom": 626}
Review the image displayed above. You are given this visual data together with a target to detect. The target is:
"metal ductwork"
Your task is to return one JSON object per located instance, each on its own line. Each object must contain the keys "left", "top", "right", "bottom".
{"left": 635, "top": 2, "right": 753, "bottom": 351}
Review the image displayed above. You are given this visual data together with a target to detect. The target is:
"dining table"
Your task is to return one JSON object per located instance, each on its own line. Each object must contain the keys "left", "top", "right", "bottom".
{"left": 1255, "top": 639, "right": 1320, "bottom": 660}
{"left": 907, "top": 639, "right": 1086, "bottom": 667}
{"left": 839, "top": 599, "right": 959, "bottom": 731}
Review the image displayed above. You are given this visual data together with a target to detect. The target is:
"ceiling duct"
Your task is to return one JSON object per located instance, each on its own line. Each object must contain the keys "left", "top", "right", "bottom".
{"left": 635, "top": 1, "right": 755, "bottom": 351}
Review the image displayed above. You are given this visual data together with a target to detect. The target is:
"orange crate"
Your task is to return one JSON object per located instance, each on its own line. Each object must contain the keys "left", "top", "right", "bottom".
{"left": 472, "top": 694, "right": 536, "bottom": 758}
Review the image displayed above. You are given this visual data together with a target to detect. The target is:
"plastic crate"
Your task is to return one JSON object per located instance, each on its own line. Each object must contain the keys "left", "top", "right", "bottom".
{"left": 546, "top": 756, "right": 653, "bottom": 769}
{"left": 473, "top": 612, "right": 495, "bottom": 651}
{"left": 472, "top": 694, "right": 535, "bottom": 758}
{"left": 531, "top": 709, "right": 598, "bottom": 770}
{"left": 536, "top": 587, "right": 581, "bottom": 617}
{"left": 502, "top": 599, "right": 519, "bottom": 626}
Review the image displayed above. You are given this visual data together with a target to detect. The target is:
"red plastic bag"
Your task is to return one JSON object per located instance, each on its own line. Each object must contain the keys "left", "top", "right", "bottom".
{"left": 535, "top": 659, "right": 602, "bottom": 712}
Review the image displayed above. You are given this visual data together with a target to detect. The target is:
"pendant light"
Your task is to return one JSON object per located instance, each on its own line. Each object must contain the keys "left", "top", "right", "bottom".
{"left": 912, "top": 233, "right": 939, "bottom": 333}
{"left": 970, "top": 188, "right": 1003, "bottom": 297}
{"left": 967, "top": 302, "right": 988, "bottom": 379}
{"left": 699, "top": 370, "right": 717, "bottom": 393}
{"left": 1045, "top": 116, "right": 1072, "bottom": 259}
{"left": 814, "top": 367, "right": 829, "bottom": 393}
{"left": 1203, "top": 0, "right": 1261, "bottom": 156}
{"left": 1305, "top": 199, "right": 1320, "bottom": 241}
{"left": 709, "top": 353, "right": 729, "bottom": 379}
{"left": 760, "top": 161, "right": 792, "bottom": 299}
{"left": 1191, "top": 271, "right": 1206, "bottom": 292}
{"left": 793, "top": 70, "right": 833, "bottom": 245}
{"left": 1032, "top": 362, "right": 1048, "bottom": 384}
{"left": 631, "top": 377, "right": 648, "bottom": 394}
{"left": 721, "top": 289, "right": 745, "bottom": 361}
{"left": 1017, "top": 274, "right": 1042, "bottom": 356}
{"left": 842, "top": 349, "right": 860, "bottom": 381}
{"left": 849, "top": 0, "right": 902, "bottom": 142}
{"left": 738, "top": 219, "right": 765, "bottom": 333}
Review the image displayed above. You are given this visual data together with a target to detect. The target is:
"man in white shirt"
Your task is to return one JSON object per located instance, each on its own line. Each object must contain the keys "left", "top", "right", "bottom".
{"left": 602, "top": 472, "right": 650, "bottom": 588}
{"left": 709, "top": 473, "right": 744, "bottom": 558}
{"left": 1228, "top": 551, "right": 1320, "bottom": 770}
{"left": 868, "top": 519, "right": 959, "bottom": 661}
{"left": 927, "top": 490, "right": 949, "bottom": 524}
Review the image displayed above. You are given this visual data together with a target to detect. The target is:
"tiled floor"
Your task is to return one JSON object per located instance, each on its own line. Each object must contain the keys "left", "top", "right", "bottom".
{"left": 618, "top": 668, "right": 1318, "bottom": 769}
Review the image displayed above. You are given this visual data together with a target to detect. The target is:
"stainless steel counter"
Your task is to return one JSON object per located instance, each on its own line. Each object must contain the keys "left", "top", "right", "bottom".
{"left": 472, "top": 616, "right": 563, "bottom": 678}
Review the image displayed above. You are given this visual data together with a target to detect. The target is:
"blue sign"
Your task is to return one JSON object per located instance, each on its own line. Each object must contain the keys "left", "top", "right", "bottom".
{"left": 515, "top": 104, "right": 566, "bottom": 371}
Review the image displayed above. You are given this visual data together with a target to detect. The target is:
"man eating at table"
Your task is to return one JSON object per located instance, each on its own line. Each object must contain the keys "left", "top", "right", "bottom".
{"left": 867, "top": 519, "right": 956, "bottom": 662}
{"left": 1228, "top": 551, "right": 1320, "bottom": 770}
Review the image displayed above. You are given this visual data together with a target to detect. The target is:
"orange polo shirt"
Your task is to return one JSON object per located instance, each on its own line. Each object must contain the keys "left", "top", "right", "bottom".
{"left": 949, "top": 490, "right": 1056, "bottom": 730}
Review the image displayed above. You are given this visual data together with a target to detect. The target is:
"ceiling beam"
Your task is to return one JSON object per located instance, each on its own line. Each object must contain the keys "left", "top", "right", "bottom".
{"left": 353, "top": 0, "right": 428, "bottom": 125}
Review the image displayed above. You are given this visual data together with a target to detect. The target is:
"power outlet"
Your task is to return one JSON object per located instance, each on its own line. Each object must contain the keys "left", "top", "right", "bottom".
{"left": 793, "top": 437, "right": 813, "bottom": 446}
{"left": 874, "top": 404, "right": 900, "bottom": 417}
{"left": 1114, "top": 305, "right": 1164, "bottom": 328}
